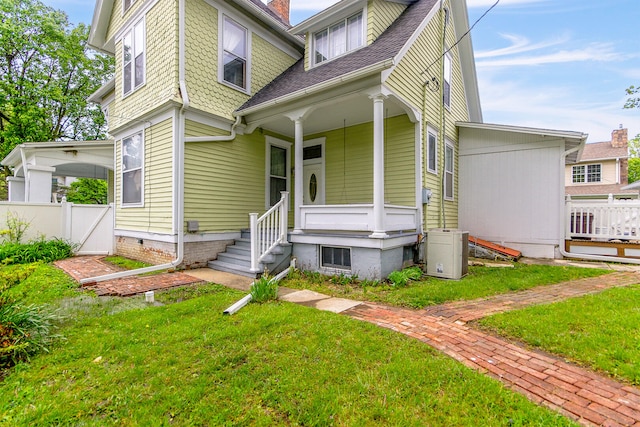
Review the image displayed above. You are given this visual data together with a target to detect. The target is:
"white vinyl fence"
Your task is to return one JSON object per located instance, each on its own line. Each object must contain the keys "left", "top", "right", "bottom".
{"left": 0, "top": 202, "right": 114, "bottom": 255}
{"left": 566, "top": 196, "right": 640, "bottom": 241}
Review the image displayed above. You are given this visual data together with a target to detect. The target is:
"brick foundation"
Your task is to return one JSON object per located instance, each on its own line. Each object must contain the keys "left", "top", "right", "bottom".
{"left": 115, "top": 236, "right": 234, "bottom": 269}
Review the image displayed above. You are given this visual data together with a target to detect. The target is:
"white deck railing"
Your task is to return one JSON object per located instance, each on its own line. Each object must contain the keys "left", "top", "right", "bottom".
{"left": 566, "top": 195, "right": 640, "bottom": 240}
{"left": 249, "top": 192, "right": 289, "bottom": 273}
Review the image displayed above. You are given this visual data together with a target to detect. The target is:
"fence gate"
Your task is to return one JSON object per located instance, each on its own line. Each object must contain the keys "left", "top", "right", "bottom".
{"left": 65, "top": 204, "right": 114, "bottom": 255}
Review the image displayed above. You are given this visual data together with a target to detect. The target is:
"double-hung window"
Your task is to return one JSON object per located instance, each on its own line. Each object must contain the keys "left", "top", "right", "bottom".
{"left": 427, "top": 128, "right": 438, "bottom": 174}
{"left": 122, "top": 133, "right": 144, "bottom": 206}
{"left": 313, "top": 12, "right": 363, "bottom": 65}
{"left": 222, "top": 17, "right": 248, "bottom": 90}
{"left": 444, "top": 141, "right": 454, "bottom": 200}
{"left": 123, "top": 19, "right": 145, "bottom": 95}
{"left": 443, "top": 53, "right": 452, "bottom": 109}
{"left": 266, "top": 138, "right": 290, "bottom": 208}
{"left": 572, "top": 164, "right": 601, "bottom": 183}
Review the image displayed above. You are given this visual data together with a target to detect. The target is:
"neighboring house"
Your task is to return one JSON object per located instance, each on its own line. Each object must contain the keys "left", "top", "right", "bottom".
{"left": 565, "top": 127, "right": 636, "bottom": 199}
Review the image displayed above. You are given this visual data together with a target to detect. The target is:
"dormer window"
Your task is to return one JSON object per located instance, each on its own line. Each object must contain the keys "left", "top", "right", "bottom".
{"left": 123, "top": 0, "right": 135, "bottom": 13}
{"left": 313, "top": 12, "right": 363, "bottom": 65}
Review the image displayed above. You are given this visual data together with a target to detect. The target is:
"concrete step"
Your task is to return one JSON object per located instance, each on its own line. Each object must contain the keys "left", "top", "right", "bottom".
{"left": 207, "top": 260, "right": 261, "bottom": 278}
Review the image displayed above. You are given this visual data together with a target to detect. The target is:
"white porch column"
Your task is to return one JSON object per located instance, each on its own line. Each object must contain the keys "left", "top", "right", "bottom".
{"left": 26, "top": 165, "right": 56, "bottom": 203}
{"left": 6, "top": 177, "right": 25, "bottom": 202}
{"left": 370, "top": 93, "right": 388, "bottom": 238}
{"left": 293, "top": 118, "right": 304, "bottom": 233}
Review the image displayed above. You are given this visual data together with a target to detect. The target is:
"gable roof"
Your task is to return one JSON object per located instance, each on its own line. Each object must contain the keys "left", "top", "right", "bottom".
{"left": 578, "top": 141, "right": 628, "bottom": 162}
{"left": 237, "top": 0, "right": 439, "bottom": 113}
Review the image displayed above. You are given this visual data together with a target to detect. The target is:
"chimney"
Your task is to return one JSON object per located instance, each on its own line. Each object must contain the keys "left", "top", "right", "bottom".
{"left": 267, "top": 0, "right": 290, "bottom": 25}
{"left": 611, "top": 125, "right": 628, "bottom": 148}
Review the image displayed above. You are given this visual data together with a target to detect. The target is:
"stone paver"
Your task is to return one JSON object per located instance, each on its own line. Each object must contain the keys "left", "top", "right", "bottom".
{"left": 424, "top": 272, "right": 640, "bottom": 323}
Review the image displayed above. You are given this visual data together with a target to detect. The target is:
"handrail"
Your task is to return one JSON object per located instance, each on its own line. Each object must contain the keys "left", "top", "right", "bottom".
{"left": 566, "top": 196, "right": 640, "bottom": 240}
{"left": 249, "top": 191, "right": 289, "bottom": 273}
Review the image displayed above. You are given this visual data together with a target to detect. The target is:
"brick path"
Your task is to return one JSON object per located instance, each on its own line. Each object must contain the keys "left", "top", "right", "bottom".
{"left": 344, "top": 272, "right": 640, "bottom": 427}
{"left": 54, "top": 256, "right": 204, "bottom": 296}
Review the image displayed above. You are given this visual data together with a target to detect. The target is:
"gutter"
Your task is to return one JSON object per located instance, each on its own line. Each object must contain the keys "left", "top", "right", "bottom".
{"left": 559, "top": 142, "right": 640, "bottom": 265}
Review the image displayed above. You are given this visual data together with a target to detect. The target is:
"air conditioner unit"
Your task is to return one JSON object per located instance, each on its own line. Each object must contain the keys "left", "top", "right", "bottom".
{"left": 426, "top": 229, "right": 469, "bottom": 280}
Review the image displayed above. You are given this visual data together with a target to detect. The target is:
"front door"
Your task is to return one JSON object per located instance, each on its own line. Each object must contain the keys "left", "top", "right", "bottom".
{"left": 303, "top": 142, "right": 325, "bottom": 205}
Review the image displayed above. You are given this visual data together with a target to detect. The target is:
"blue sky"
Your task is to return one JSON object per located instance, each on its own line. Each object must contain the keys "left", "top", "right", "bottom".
{"left": 43, "top": 0, "right": 639, "bottom": 143}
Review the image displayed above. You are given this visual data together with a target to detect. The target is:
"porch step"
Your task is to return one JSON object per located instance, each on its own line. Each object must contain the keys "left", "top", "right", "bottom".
{"left": 207, "top": 259, "right": 262, "bottom": 278}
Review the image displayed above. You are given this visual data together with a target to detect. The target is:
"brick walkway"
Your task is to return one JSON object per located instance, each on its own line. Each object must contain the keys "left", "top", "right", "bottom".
{"left": 344, "top": 272, "right": 640, "bottom": 427}
{"left": 54, "top": 256, "right": 204, "bottom": 296}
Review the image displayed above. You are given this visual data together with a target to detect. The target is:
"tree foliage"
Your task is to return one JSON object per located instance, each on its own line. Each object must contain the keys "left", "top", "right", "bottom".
{"left": 625, "top": 85, "right": 640, "bottom": 159}
{"left": 0, "top": 0, "right": 114, "bottom": 161}
{"left": 628, "top": 158, "right": 640, "bottom": 184}
{"left": 65, "top": 178, "right": 108, "bottom": 205}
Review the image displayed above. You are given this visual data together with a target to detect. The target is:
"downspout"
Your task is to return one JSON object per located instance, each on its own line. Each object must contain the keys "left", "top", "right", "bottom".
{"left": 439, "top": 0, "right": 446, "bottom": 229}
{"left": 80, "top": 0, "right": 191, "bottom": 285}
{"left": 559, "top": 142, "right": 640, "bottom": 265}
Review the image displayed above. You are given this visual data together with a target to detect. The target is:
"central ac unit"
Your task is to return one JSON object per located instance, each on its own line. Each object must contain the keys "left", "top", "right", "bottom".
{"left": 426, "top": 229, "right": 469, "bottom": 280}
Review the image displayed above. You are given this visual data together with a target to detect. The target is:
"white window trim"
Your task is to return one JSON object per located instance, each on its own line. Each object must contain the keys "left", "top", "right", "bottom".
{"left": 426, "top": 126, "right": 438, "bottom": 175}
{"left": 121, "top": 131, "right": 145, "bottom": 208}
{"left": 311, "top": 10, "right": 366, "bottom": 67}
{"left": 572, "top": 163, "right": 602, "bottom": 184}
{"left": 218, "top": 14, "right": 252, "bottom": 94}
{"left": 122, "top": 17, "right": 146, "bottom": 98}
{"left": 265, "top": 136, "right": 291, "bottom": 210}
{"left": 123, "top": 0, "right": 136, "bottom": 14}
{"left": 572, "top": 165, "right": 585, "bottom": 183}
{"left": 444, "top": 139, "right": 454, "bottom": 201}
{"left": 320, "top": 245, "right": 352, "bottom": 272}
{"left": 443, "top": 52, "right": 452, "bottom": 111}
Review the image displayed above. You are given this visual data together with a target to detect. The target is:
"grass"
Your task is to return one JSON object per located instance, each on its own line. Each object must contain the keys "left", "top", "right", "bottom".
{"left": 478, "top": 284, "right": 640, "bottom": 385}
{"left": 283, "top": 264, "right": 610, "bottom": 308}
{"left": 0, "top": 263, "right": 576, "bottom": 426}
{"left": 103, "top": 256, "right": 152, "bottom": 270}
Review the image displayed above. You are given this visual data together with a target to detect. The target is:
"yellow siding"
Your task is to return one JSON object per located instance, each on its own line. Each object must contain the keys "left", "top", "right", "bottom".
{"left": 108, "top": 0, "right": 179, "bottom": 131}
{"left": 106, "top": 0, "right": 149, "bottom": 42}
{"left": 115, "top": 118, "right": 174, "bottom": 232}
{"left": 184, "top": 121, "right": 268, "bottom": 232}
{"left": 386, "top": 1, "right": 466, "bottom": 229}
{"left": 185, "top": 0, "right": 298, "bottom": 120}
{"left": 311, "top": 115, "right": 415, "bottom": 206}
{"left": 367, "top": 0, "right": 407, "bottom": 44}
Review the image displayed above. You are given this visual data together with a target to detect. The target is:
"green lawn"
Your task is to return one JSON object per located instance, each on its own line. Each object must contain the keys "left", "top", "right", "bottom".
{"left": 0, "top": 264, "right": 576, "bottom": 426}
{"left": 283, "top": 264, "right": 610, "bottom": 308}
{"left": 478, "top": 284, "right": 640, "bottom": 386}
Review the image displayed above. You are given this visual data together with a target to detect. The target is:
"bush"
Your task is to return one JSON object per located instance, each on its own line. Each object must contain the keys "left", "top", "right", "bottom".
{"left": 250, "top": 274, "right": 278, "bottom": 303}
{"left": 0, "top": 300, "right": 60, "bottom": 368}
{"left": 388, "top": 266, "right": 423, "bottom": 288}
{"left": 0, "top": 239, "right": 74, "bottom": 265}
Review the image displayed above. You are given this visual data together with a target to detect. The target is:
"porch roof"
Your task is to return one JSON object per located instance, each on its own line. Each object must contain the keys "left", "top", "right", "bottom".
{"left": 2, "top": 141, "right": 114, "bottom": 179}
{"left": 237, "top": 0, "right": 439, "bottom": 113}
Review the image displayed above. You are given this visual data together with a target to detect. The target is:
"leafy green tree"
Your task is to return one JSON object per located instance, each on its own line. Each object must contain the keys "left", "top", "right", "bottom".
{"left": 0, "top": 0, "right": 114, "bottom": 161}
{"left": 64, "top": 178, "right": 108, "bottom": 205}
{"left": 625, "top": 85, "right": 640, "bottom": 161}
{"left": 628, "top": 158, "right": 640, "bottom": 184}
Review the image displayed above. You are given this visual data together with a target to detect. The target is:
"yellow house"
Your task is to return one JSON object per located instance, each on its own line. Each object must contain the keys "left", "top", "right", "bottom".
{"left": 87, "top": 0, "right": 482, "bottom": 279}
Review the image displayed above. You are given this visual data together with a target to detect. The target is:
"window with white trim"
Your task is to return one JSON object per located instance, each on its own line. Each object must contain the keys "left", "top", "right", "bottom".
{"left": 427, "top": 128, "right": 438, "bottom": 174}
{"left": 123, "top": 0, "right": 135, "bottom": 13}
{"left": 313, "top": 12, "right": 363, "bottom": 65}
{"left": 572, "top": 164, "right": 601, "bottom": 183}
{"left": 443, "top": 53, "right": 452, "bottom": 109}
{"left": 321, "top": 246, "right": 351, "bottom": 271}
{"left": 222, "top": 17, "right": 248, "bottom": 90}
{"left": 123, "top": 19, "right": 145, "bottom": 95}
{"left": 266, "top": 138, "right": 290, "bottom": 208}
{"left": 444, "top": 141, "right": 454, "bottom": 200}
{"left": 122, "top": 132, "right": 144, "bottom": 206}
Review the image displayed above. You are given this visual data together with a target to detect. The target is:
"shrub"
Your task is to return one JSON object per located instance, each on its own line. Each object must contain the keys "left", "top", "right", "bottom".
{"left": 0, "top": 300, "right": 61, "bottom": 368}
{"left": 0, "top": 239, "right": 74, "bottom": 265}
{"left": 250, "top": 274, "right": 278, "bottom": 303}
{"left": 388, "top": 266, "right": 423, "bottom": 288}
{"left": 0, "top": 212, "right": 30, "bottom": 244}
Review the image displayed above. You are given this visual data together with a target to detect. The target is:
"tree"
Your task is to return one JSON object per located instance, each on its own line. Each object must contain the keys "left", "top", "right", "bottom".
{"left": 64, "top": 178, "right": 108, "bottom": 205}
{"left": 0, "top": 0, "right": 114, "bottom": 161}
{"left": 625, "top": 85, "right": 640, "bottom": 110}
{"left": 624, "top": 85, "right": 640, "bottom": 168}
{"left": 628, "top": 158, "right": 640, "bottom": 184}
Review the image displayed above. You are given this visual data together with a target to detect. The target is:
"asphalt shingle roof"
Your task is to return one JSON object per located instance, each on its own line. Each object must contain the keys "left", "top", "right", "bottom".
{"left": 579, "top": 141, "right": 628, "bottom": 161}
{"left": 238, "top": 0, "right": 437, "bottom": 112}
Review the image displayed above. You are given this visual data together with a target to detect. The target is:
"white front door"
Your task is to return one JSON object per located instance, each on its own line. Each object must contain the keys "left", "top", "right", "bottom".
{"left": 303, "top": 141, "right": 325, "bottom": 205}
{"left": 304, "top": 163, "right": 324, "bottom": 205}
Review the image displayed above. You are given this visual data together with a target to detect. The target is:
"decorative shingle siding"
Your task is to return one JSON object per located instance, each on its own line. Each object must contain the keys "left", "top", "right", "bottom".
{"left": 368, "top": 0, "right": 407, "bottom": 44}
{"left": 184, "top": 120, "right": 268, "bottom": 232}
{"left": 309, "top": 115, "right": 415, "bottom": 206}
{"left": 385, "top": 1, "right": 467, "bottom": 229}
{"left": 185, "top": 0, "right": 297, "bottom": 120}
{"left": 109, "top": 0, "right": 179, "bottom": 131}
{"left": 106, "top": 0, "right": 148, "bottom": 42}
{"left": 115, "top": 118, "right": 175, "bottom": 233}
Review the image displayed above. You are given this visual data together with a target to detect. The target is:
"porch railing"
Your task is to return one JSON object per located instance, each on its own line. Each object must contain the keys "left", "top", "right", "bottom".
{"left": 300, "top": 204, "right": 418, "bottom": 233}
{"left": 566, "top": 195, "right": 640, "bottom": 240}
{"left": 249, "top": 192, "right": 289, "bottom": 273}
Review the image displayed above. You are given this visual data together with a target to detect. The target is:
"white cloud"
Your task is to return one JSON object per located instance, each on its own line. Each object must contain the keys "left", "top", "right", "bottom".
{"left": 477, "top": 43, "right": 620, "bottom": 67}
{"left": 475, "top": 33, "right": 569, "bottom": 59}
{"left": 467, "top": 0, "right": 549, "bottom": 8}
